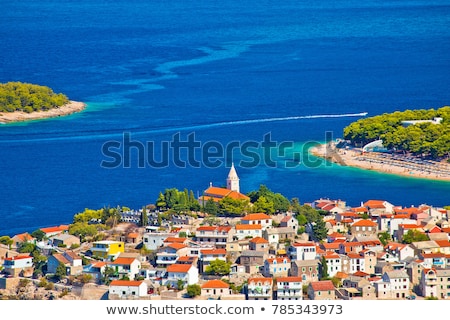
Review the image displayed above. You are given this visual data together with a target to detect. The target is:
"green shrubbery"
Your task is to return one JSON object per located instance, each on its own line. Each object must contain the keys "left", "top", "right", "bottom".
{"left": 0, "top": 82, "right": 69, "bottom": 113}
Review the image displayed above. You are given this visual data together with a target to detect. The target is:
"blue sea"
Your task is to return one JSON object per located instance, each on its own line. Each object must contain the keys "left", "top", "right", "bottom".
{"left": 1, "top": 0, "right": 450, "bottom": 236}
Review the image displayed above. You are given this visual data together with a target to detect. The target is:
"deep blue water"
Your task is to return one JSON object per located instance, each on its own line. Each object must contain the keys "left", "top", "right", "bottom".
{"left": 1, "top": 0, "right": 450, "bottom": 236}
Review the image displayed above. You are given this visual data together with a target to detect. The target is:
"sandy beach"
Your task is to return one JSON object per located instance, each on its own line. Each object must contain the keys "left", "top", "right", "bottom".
{"left": 0, "top": 101, "right": 86, "bottom": 124}
{"left": 310, "top": 143, "right": 450, "bottom": 182}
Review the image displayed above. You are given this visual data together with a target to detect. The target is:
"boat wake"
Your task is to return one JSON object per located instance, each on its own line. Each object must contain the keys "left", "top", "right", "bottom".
{"left": 1, "top": 112, "right": 367, "bottom": 143}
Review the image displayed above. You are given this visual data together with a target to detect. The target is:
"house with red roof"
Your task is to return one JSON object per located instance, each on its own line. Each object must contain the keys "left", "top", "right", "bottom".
{"left": 195, "top": 225, "right": 233, "bottom": 249}
{"left": 347, "top": 253, "right": 366, "bottom": 274}
{"left": 249, "top": 236, "right": 269, "bottom": 251}
{"left": 166, "top": 263, "right": 199, "bottom": 288}
{"left": 201, "top": 279, "right": 245, "bottom": 300}
{"left": 338, "top": 241, "right": 363, "bottom": 255}
{"left": 156, "top": 243, "right": 189, "bottom": 267}
{"left": 109, "top": 280, "right": 148, "bottom": 298}
{"left": 350, "top": 219, "right": 378, "bottom": 238}
{"left": 247, "top": 277, "right": 273, "bottom": 300}
{"left": 11, "top": 232, "right": 34, "bottom": 248}
{"left": 275, "top": 276, "right": 303, "bottom": 300}
{"left": 263, "top": 256, "right": 290, "bottom": 277}
{"left": 321, "top": 242, "right": 341, "bottom": 254}
{"left": 110, "top": 256, "right": 141, "bottom": 280}
{"left": 326, "top": 232, "right": 347, "bottom": 243}
{"left": 234, "top": 224, "right": 262, "bottom": 240}
{"left": 322, "top": 253, "right": 342, "bottom": 277}
{"left": 2, "top": 255, "right": 33, "bottom": 277}
{"left": 40, "top": 225, "right": 68, "bottom": 237}
{"left": 307, "top": 280, "right": 336, "bottom": 300}
{"left": 363, "top": 200, "right": 394, "bottom": 215}
{"left": 241, "top": 213, "right": 272, "bottom": 230}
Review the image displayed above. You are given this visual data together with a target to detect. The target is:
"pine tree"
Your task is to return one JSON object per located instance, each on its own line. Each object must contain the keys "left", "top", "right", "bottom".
{"left": 140, "top": 206, "right": 148, "bottom": 227}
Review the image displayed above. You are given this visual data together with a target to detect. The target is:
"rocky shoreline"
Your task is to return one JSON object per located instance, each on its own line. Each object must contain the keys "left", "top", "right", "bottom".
{"left": 0, "top": 101, "right": 86, "bottom": 124}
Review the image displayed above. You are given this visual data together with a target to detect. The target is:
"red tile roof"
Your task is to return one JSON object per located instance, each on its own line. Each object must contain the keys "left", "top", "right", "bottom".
{"left": 435, "top": 240, "right": 450, "bottom": 247}
{"left": 353, "top": 271, "right": 369, "bottom": 277}
{"left": 201, "top": 249, "right": 227, "bottom": 255}
{"left": 167, "top": 243, "right": 187, "bottom": 250}
{"left": 166, "top": 264, "right": 192, "bottom": 273}
{"left": 204, "top": 186, "right": 233, "bottom": 197}
{"left": 12, "top": 232, "right": 34, "bottom": 242}
{"left": 363, "top": 200, "right": 387, "bottom": 209}
{"left": 281, "top": 215, "right": 294, "bottom": 223}
{"left": 249, "top": 237, "right": 269, "bottom": 244}
{"left": 201, "top": 279, "right": 230, "bottom": 289}
{"left": 241, "top": 213, "right": 271, "bottom": 221}
{"left": 310, "top": 280, "right": 335, "bottom": 291}
{"left": 292, "top": 241, "right": 315, "bottom": 247}
{"left": 352, "top": 207, "right": 368, "bottom": 213}
{"left": 235, "top": 224, "right": 262, "bottom": 230}
{"left": 266, "top": 257, "right": 290, "bottom": 264}
{"left": 111, "top": 257, "right": 137, "bottom": 265}
{"left": 351, "top": 219, "right": 377, "bottom": 227}
{"left": 40, "top": 226, "right": 65, "bottom": 234}
{"left": 164, "top": 237, "right": 187, "bottom": 243}
{"left": 5, "top": 255, "right": 32, "bottom": 261}
{"left": 324, "top": 253, "right": 340, "bottom": 259}
{"left": 110, "top": 280, "right": 143, "bottom": 287}
{"left": 248, "top": 277, "right": 273, "bottom": 285}
{"left": 277, "top": 276, "right": 303, "bottom": 283}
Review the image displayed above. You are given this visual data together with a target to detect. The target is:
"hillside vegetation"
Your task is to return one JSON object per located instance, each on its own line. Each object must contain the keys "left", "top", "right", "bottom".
{"left": 0, "top": 82, "right": 69, "bottom": 113}
{"left": 343, "top": 106, "right": 450, "bottom": 158}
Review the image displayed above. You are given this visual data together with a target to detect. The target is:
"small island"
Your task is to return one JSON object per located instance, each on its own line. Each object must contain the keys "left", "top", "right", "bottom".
{"left": 0, "top": 82, "right": 85, "bottom": 124}
{"left": 311, "top": 106, "right": 450, "bottom": 181}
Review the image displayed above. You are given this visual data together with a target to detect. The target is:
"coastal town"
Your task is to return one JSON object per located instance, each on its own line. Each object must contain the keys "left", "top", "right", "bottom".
{"left": 1, "top": 164, "right": 449, "bottom": 301}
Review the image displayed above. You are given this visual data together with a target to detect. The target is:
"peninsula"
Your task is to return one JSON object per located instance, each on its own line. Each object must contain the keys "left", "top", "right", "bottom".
{"left": 311, "top": 106, "right": 450, "bottom": 181}
{"left": 0, "top": 82, "right": 86, "bottom": 124}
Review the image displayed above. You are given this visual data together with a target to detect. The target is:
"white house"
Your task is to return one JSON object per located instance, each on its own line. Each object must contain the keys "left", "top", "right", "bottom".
{"left": 381, "top": 270, "right": 410, "bottom": 299}
{"left": 275, "top": 276, "right": 303, "bottom": 300}
{"left": 247, "top": 277, "right": 273, "bottom": 300}
{"left": 234, "top": 224, "right": 262, "bottom": 240}
{"left": 166, "top": 264, "right": 199, "bottom": 288}
{"left": 241, "top": 213, "right": 272, "bottom": 230}
{"left": 347, "top": 253, "right": 366, "bottom": 273}
{"left": 109, "top": 280, "right": 148, "bottom": 298}
{"left": 110, "top": 256, "right": 141, "bottom": 280}
{"left": 156, "top": 243, "right": 188, "bottom": 267}
{"left": 323, "top": 253, "right": 342, "bottom": 277}
{"left": 2, "top": 255, "right": 33, "bottom": 277}
{"left": 288, "top": 242, "right": 317, "bottom": 261}
{"left": 143, "top": 232, "right": 175, "bottom": 250}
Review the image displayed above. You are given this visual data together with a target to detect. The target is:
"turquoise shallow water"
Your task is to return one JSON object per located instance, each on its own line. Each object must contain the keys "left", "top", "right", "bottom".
{"left": 0, "top": 0, "right": 450, "bottom": 235}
